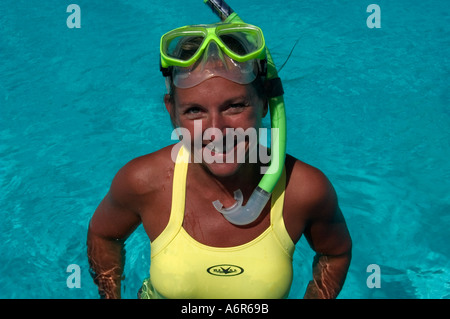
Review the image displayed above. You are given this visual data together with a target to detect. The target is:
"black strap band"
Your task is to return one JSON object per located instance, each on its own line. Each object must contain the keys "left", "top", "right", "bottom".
{"left": 265, "top": 77, "right": 284, "bottom": 98}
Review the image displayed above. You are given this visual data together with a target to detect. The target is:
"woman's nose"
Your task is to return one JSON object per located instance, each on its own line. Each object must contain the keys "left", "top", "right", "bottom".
{"left": 205, "top": 112, "right": 226, "bottom": 140}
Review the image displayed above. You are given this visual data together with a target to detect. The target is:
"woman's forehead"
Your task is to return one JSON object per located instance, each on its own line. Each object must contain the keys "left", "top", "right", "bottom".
{"left": 174, "top": 77, "right": 256, "bottom": 105}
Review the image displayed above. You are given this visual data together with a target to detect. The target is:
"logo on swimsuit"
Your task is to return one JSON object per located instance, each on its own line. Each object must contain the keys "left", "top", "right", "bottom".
{"left": 207, "top": 264, "right": 244, "bottom": 277}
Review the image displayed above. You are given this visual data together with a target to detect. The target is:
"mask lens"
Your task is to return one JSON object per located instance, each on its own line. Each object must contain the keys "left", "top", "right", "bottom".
{"left": 219, "top": 34, "right": 250, "bottom": 55}
{"left": 217, "top": 27, "right": 264, "bottom": 58}
{"left": 165, "top": 35, "right": 204, "bottom": 60}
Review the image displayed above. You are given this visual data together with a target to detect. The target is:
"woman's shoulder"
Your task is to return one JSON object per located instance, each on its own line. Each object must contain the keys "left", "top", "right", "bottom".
{"left": 284, "top": 154, "right": 338, "bottom": 218}
{"left": 110, "top": 145, "right": 176, "bottom": 198}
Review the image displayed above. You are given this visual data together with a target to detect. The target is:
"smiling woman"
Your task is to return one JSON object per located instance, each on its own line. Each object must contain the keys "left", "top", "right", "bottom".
{"left": 87, "top": 1, "right": 352, "bottom": 299}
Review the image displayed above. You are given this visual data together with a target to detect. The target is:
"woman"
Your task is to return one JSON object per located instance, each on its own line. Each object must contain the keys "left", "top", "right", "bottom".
{"left": 87, "top": 21, "right": 352, "bottom": 299}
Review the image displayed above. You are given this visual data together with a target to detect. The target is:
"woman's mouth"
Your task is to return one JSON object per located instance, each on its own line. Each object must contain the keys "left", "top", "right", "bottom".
{"left": 201, "top": 136, "right": 248, "bottom": 162}
{"left": 204, "top": 141, "right": 233, "bottom": 155}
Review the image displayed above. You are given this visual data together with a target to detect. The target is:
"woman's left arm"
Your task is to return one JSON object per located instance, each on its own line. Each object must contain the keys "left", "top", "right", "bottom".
{"left": 301, "top": 169, "right": 352, "bottom": 299}
{"left": 303, "top": 205, "right": 352, "bottom": 298}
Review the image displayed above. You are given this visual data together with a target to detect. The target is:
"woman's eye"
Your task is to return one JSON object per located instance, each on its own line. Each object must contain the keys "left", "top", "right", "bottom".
{"left": 183, "top": 107, "right": 204, "bottom": 119}
{"left": 228, "top": 103, "right": 248, "bottom": 112}
{"left": 186, "top": 107, "right": 201, "bottom": 114}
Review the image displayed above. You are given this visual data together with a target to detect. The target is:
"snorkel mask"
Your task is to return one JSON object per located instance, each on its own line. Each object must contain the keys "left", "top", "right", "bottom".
{"left": 160, "top": 0, "right": 286, "bottom": 226}
{"left": 160, "top": 22, "right": 267, "bottom": 88}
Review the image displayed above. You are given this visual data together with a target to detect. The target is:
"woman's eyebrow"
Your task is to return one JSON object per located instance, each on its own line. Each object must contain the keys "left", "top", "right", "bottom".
{"left": 177, "top": 102, "right": 204, "bottom": 110}
{"left": 177, "top": 95, "right": 249, "bottom": 109}
{"left": 219, "top": 96, "right": 249, "bottom": 107}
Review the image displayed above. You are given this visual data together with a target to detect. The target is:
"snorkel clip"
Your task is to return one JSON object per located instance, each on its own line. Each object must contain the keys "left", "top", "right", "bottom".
{"left": 212, "top": 187, "right": 271, "bottom": 226}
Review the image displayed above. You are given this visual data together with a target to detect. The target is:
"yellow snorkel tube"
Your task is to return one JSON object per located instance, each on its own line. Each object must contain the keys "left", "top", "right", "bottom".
{"left": 205, "top": 0, "right": 287, "bottom": 225}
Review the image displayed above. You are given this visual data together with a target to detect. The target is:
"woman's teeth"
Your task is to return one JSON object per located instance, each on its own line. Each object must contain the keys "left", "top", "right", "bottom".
{"left": 204, "top": 140, "right": 237, "bottom": 154}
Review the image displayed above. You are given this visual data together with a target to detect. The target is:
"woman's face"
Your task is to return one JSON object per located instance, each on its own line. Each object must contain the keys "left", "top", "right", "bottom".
{"left": 165, "top": 77, "right": 268, "bottom": 178}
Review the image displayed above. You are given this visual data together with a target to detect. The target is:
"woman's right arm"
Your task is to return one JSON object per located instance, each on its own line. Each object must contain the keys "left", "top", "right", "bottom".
{"left": 87, "top": 162, "right": 144, "bottom": 299}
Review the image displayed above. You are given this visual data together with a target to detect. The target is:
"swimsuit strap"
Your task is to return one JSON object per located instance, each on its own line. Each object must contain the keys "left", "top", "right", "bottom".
{"left": 270, "top": 167, "right": 295, "bottom": 256}
{"left": 150, "top": 145, "right": 189, "bottom": 256}
{"left": 169, "top": 145, "right": 190, "bottom": 228}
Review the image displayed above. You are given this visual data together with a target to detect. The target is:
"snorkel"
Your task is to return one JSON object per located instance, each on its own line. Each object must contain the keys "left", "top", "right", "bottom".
{"left": 204, "top": 0, "right": 287, "bottom": 225}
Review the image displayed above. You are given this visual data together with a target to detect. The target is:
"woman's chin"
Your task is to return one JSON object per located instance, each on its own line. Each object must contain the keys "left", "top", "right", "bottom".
{"left": 202, "top": 161, "right": 244, "bottom": 178}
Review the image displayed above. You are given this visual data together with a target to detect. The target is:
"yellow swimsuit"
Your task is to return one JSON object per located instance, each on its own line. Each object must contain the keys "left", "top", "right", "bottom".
{"left": 140, "top": 146, "right": 295, "bottom": 299}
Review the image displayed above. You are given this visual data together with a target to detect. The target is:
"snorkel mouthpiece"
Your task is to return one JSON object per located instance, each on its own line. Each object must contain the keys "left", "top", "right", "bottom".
{"left": 204, "top": 0, "right": 287, "bottom": 226}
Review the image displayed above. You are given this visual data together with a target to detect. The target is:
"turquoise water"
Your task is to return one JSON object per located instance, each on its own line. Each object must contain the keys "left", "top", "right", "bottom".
{"left": 1, "top": 0, "right": 449, "bottom": 298}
